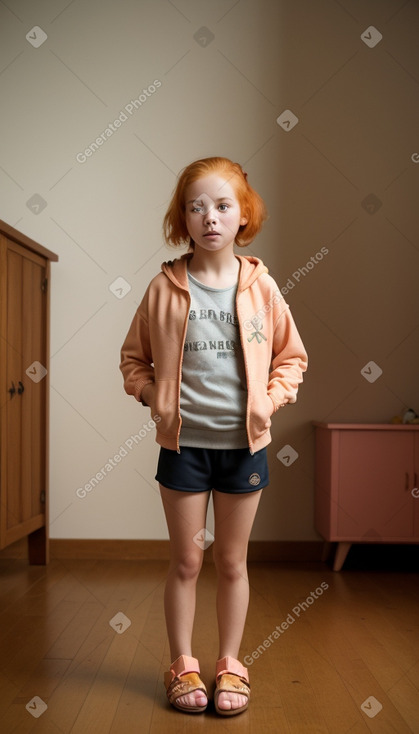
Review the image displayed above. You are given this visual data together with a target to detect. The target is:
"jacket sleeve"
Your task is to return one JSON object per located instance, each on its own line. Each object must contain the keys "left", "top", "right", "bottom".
{"left": 267, "top": 296, "right": 308, "bottom": 410}
{"left": 119, "top": 285, "right": 155, "bottom": 404}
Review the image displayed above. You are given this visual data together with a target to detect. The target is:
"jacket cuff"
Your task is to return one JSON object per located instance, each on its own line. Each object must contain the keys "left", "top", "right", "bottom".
{"left": 135, "top": 378, "right": 153, "bottom": 405}
{"left": 268, "top": 393, "right": 291, "bottom": 412}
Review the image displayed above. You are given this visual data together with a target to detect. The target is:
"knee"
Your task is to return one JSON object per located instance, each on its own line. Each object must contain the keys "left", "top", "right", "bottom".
{"left": 171, "top": 550, "right": 203, "bottom": 582}
{"left": 213, "top": 548, "right": 247, "bottom": 582}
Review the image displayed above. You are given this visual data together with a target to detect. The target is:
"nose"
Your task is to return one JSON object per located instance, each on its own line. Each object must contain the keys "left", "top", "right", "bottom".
{"left": 204, "top": 206, "right": 217, "bottom": 224}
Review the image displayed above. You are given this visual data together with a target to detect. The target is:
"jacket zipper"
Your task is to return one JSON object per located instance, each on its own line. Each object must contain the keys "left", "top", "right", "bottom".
{"left": 236, "top": 290, "right": 254, "bottom": 456}
{"left": 176, "top": 291, "right": 191, "bottom": 453}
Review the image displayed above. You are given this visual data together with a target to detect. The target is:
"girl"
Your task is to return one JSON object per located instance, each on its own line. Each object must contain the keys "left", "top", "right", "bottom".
{"left": 120, "top": 157, "right": 308, "bottom": 716}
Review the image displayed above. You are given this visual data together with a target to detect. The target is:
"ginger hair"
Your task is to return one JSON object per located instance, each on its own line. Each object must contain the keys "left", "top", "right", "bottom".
{"left": 163, "top": 156, "right": 267, "bottom": 248}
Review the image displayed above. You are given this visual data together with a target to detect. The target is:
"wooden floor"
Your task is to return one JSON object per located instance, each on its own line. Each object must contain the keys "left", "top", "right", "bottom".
{"left": 0, "top": 553, "right": 418, "bottom": 733}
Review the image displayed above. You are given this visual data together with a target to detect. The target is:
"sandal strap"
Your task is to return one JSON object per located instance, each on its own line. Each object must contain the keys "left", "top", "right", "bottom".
{"left": 215, "top": 656, "right": 249, "bottom": 683}
{"left": 169, "top": 654, "right": 200, "bottom": 678}
{"left": 166, "top": 672, "right": 207, "bottom": 705}
{"left": 164, "top": 655, "right": 207, "bottom": 705}
{"left": 216, "top": 673, "right": 250, "bottom": 697}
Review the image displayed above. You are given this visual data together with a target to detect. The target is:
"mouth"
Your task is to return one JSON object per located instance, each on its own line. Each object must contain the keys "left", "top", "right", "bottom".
{"left": 204, "top": 231, "right": 220, "bottom": 237}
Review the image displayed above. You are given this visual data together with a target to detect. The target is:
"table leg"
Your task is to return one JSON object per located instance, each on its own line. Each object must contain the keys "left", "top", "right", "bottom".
{"left": 333, "top": 541, "right": 352, "bottom": 571}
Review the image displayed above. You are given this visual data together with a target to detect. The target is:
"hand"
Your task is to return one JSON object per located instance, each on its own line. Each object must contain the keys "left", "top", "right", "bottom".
{"left": 141, "top": 383, "right": 156, "bottom": 417}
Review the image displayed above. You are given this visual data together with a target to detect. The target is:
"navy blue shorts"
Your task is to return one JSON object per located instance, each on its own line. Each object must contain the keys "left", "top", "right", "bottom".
{"left": 155, "top": 446, "right": 269, "bottom": 493}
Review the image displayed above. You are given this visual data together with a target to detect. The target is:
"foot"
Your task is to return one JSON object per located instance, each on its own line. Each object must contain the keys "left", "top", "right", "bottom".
{"left": 216, "top": 691, "right": 247, "bottom": 711}
{"left": 176, "top": 689, "right": 208, "bottom": 709}
{"left": 214, "top": 656, "right": 250, "bottom": 716}
{"left": 164, "top": 655, "right": 208, "bottom": 712}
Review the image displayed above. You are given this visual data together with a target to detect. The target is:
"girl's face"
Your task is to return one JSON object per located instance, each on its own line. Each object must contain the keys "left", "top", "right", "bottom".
{"left": 184, "top": 173, "right": 247, "bottom": 252}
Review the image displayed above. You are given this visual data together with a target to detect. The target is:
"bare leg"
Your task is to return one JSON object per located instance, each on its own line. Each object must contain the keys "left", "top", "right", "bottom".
{"left": 159, "top": 484, "right": 210, "bottom": 708}
{"left": 212, "top": 489, "right": 263, "bottom": 711}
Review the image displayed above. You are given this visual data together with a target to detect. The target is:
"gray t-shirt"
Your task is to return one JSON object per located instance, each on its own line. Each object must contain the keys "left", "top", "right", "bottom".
{"left": 179, "top": 271, "right": 248, "bottom": 448}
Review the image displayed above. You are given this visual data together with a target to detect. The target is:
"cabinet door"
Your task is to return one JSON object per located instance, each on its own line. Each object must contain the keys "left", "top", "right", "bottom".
{"left": 337, "top": 431, "right": 414, "bottom": 540}
{"left": 0, "top": 239, "right": 47, "bottom": 548}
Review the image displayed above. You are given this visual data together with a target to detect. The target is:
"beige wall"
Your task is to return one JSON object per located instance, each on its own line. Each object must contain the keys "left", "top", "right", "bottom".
{"left": 1, "top": 0, "right": 418, "bottom": 541}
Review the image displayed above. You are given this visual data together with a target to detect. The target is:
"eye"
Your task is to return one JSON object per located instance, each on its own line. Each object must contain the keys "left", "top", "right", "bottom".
{"left": 218, "top": 203, "right": 229, "bottom": 211}
{"left": 191, "top": 205, "right": 203, "bottom": 213}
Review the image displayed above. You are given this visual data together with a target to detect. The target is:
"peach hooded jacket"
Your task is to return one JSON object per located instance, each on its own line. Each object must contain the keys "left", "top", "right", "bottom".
{"left": 120, "top": 252, "right": 308, "bottom": 455}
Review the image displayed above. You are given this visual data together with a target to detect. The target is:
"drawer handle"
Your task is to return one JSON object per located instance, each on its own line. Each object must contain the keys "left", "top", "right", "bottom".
{"left": 8, "top": 381, "right": 16, "bottom": 398}
{"left": 17, "top": 381, "right": 24, "bottom": 395}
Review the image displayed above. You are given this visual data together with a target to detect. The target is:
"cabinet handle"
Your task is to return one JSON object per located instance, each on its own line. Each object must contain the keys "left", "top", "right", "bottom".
{"left": 17, "top": 381, "right": 24, "bottom": 395}
{"left": 8, "top": 381, "right": 16, "bottom": 398}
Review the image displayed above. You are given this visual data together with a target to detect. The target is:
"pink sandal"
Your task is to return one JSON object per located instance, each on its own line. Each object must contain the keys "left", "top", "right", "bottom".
{"left": 214, "top": 656, "right": 250, "bottom": 716}
{"left": 164, "top": 654, "right": 208, "bottom": 713}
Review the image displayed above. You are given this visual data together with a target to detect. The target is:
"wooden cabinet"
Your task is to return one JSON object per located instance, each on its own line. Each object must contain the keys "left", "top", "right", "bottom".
{"left": 313, "top": 423, "right": 419, "bottom": 570}
{"left": 0, "top": 221, "right": 58, "bottom": 563}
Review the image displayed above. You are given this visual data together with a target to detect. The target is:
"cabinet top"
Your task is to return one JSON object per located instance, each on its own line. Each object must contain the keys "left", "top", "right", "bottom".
{"left": 313, "top": 422, "right": 419, "bottom": 430}
{"left": 0, "top": 219, "right": 59, "bottom": 262}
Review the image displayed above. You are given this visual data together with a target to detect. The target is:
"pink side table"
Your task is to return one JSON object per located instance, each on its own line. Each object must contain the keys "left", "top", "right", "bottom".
{"left": 313, "top": 423, "right": 419, "bottom": 570}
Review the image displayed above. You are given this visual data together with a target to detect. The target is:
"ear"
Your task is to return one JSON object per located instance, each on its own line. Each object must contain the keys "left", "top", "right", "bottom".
{"left": 240, "top": 216, "right": 248, "bottom": 226}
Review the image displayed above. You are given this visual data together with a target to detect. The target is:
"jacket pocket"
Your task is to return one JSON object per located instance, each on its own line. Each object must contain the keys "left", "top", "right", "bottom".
{"left": 154, "top": 379, "right": 180, "bottom": 438}
{"left": 248, "top": 380, "right": 274, "bottom": 440}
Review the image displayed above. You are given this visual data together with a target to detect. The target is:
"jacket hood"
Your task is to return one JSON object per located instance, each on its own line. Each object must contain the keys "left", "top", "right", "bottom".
{"left": 161, "top": 251, "right": 268, "bottom": 292}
